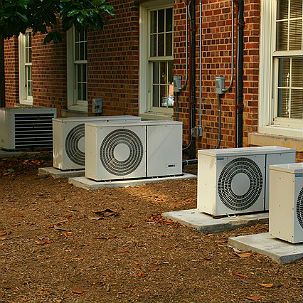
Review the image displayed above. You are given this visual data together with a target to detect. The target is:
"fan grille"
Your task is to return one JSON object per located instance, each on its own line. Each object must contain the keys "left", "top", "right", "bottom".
{"left": 218, "top": 157, "right": 263, "bottom": 211}
{"left": 297, "top": 187, "right": 303, "bottom": 229}
{"left": 65, "top": 124, "right": 85, "bottom": 166}
{"left": 100, "top": 129, "right": 144, "bottom": 176}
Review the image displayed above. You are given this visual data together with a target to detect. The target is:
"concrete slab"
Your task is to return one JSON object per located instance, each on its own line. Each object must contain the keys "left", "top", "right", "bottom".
{"left": 228, "top": 233, "right": 303, "bottom": 264}
{"left": 38, "top": 167, "right": 85, "bottom": 179}
{"left": 69, "top": 173, "right": 196, "bottom": 190}
{"left": 0, "top": 150, "right": 41, "bottom": 158}
{"left": 162, "top": 208, "right": 268, "bottom": 233}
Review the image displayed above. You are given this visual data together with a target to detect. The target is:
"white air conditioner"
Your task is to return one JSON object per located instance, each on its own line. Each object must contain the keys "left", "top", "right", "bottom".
{"left": 0, "top": 107, "right": 57, "bottom": 150}
{"left": 269, "top": 163, "right": 303, "bottom": 244}
{"left": 53, "top": 116, "right": 141, "bottom": 171}
{"left": 85, "top": 120, "right": 183, "bottom": 181}
{"left": 197, "top": 147, "right": 296, "bottom": 216}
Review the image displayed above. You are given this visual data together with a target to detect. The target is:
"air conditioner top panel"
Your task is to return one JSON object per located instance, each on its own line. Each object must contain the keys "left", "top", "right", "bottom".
{"left": 53, "top": 115, "right": 141, "bottom": 123}
{"left": 86, "top": 120, "right": 183, "bottom": 128}
{"left": 0, "top": 107, "right": 57, "bottom": 114}
{"left": 269, "top": 163, "right": 303, "bottom": 175}
{"left": 198, "top": 146, "right": 296, "bottom": 157}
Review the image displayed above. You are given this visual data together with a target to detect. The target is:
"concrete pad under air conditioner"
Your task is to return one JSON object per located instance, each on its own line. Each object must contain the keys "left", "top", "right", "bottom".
{"left": 68, "top": 173, "right": 196, "bottom": 190}
{"left": 0, "top": 150, "right": 41, "bottom": 158}
{"left": 38, "top": 167, "right": 85, "bottom": 179}
{"left": 162, "top": 209, "right": 268, "bottom": 233}
{"left": 228, "top": 233, "right": 303, "bottom": 264}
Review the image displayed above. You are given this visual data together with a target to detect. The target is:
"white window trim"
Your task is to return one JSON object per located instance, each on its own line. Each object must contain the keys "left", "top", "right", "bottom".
{"left": 66, "top": 27, "right": 88, "bottom": 112}
{"left": 259, "top": 0, "right": 303, "bottom": 139}
{"left": 18, "top": 32, "right": 33, "bottom": 105}
{"left": 139, "top": 0, "right": 174, "bottom": 117}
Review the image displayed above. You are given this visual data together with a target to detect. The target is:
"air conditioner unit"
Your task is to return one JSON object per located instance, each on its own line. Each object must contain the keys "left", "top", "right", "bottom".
{"left": 85, "top": 120, "right": 183, "bottom": 181}
{"left": 197, "top": 147, "right": 296, "bottom": 217}
{"left": 53, "top": 116, "right": 141, "bottom": 171}
{"left": 269, "top": 163, "right": 303, "bottom": 244}
{"left": 0, "top": 107, "right": 57, "bottom": 150}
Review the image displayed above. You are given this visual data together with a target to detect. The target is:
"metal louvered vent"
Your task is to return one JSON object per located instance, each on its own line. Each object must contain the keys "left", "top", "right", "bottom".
{"left": 65, "top": 124, "right": 85, "bottom": 166}
{"left": 218, "top": 157, "right": 263, "bottom": 211}
{"left": 100, "top": 129, "right": 143, "bottom": 176}
{"left": 14, "top": 113, "right": 54, "bottom": 150}
{"left": 297, "top": 187, "right": 303, "bottom": 229}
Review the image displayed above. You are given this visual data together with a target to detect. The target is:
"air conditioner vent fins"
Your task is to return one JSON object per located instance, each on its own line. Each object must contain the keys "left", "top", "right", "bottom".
{"left": 65, "top": 124, "right": 85, "bottom": 166}
{"left": 218, "top": 157, "right": 263, "bottom": 211}
{"left": 297, "top": 187, "right": 303, "bottom": 230}
{"left": 100, "top": 129, "right": 144, "bottom": 176}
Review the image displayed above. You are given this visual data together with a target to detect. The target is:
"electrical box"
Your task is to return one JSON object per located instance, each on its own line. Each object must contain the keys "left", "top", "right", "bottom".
{"left": 173, "top": 75, "right": 182, "bottom": 93}
{"left": 92, "top": 98, "right": 103, "bottom": 114}
{"left": 215, "top": 76, "right": 225, "bottom": 95}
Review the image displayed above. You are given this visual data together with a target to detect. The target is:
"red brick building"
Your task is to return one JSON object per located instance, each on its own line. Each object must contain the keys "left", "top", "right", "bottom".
{"left": 4, "top": 0, "right": 303, "bottom": 160}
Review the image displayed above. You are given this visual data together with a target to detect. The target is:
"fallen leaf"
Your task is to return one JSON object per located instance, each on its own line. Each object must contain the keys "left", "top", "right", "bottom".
{"left": 259, "top": 283, "right": 274, "bottom": 288}
{"left": 93, "top": 209, "right": 119, "bottom": 218}
{"left": 233, "top": 272, "right": 248, "bottom": 279}
{"left": 63, "top": 231, "right": 73, "bottom": 238}
{"left": 53, "top": 225, "right": 69, "bottom": 232}
{"left": 72, "top": 287, "right": 84, "bottom": 295}
{"left": 35, "top": 238, "right": 53, "bottom": 246}
{"left": 247, "top": 295, "right": 265, "bottom": 302}
{"left": 0, "top": 231, "right": 7, "bottom": 237}
{"left": 136, "top": 272, "right": 145, "bottom": 278}
{"left": 235, "top": 252, "right": 253, "bottom": 258}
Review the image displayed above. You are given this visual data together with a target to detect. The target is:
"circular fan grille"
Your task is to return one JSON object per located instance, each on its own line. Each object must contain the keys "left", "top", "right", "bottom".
{"left": 65, "top": 124, "right": 85, "bottom": 166}
{"left": 100, "top": 129, "right": 143, "bottom": 176}
{"left": 297, "top": 187, "right": 303, "bottom": 229}
{"left": 218, "top": 157, "right": 263, "bottom": 211}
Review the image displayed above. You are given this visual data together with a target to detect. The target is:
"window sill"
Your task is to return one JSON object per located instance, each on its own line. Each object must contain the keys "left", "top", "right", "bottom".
{"left": 140, "top": 112, "right": 173, "bottom": 121}
{"left": 248, "top": 131, "right": 303, "bottom": 152}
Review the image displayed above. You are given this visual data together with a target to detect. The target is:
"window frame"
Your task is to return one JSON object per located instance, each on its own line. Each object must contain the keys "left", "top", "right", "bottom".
{"left": 259, "top": 0, "right": 303, "bottom": 138}
{"left": 139, "top": 0, "right": 174, "bottom": 118}
{"left": 67, "top": 27, "right": 88, "bottom": 112}
{"left": 18, "top": 30, "right": 33, "bottom": 105}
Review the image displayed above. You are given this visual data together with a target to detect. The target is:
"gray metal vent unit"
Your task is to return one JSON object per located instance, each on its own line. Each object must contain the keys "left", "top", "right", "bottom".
{"left": 0, "top": 107, "right": 57, "bottom": 151}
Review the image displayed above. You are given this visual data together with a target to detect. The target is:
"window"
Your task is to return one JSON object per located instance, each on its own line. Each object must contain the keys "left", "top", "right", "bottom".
{"left": 67, "top": 27, "right": 88, "bottom": 112}
{"left": 139, "top": 1, "right": 174, "bottom": 118}
{"left": 259, "top": 0, "right": 303, "bottom": 138}
{"left": 19, "top": 31, "right": 33, "bottom": 105}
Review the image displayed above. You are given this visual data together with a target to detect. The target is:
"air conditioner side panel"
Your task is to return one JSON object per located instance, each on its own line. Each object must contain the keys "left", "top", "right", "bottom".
{"left": 0, "top": 110, "right": 15, "bottom": 149}
{"left": 294, "top": 176, "right": 303, "bottom": 243}
{"left": 197, "top": 154, "right": 217, "bottom": 215}
{"left": 53, "top": 119, "right": 64, "bottom": 169}
{"left": 85, "top": 124, "right": 100, "bottom": 180}
{"left": 265, "top": 152, "right": 296, "bottom": 210}
{"left": 269, "top": 170, "right": 296, "bottom": 243}
{"left": 146, "top": 124, "right": 182, "bottom": 178}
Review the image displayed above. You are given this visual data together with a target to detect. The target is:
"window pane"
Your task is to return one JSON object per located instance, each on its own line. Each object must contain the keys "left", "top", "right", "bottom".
{"left": 80, "top": 42, "right": 85, "bottom": 60}
{"left": 75, "top": 42, "right": 79, "bottom": 61}
{"left": 277, "top": 0, "right": 289, "bottom": 20}
{"left": 166, "top": 33, "right": 172, "bottom": 56}
{"left": 151, "top": 11, "right": 157, "bottom": 34}
{"left": 278, "top": 58, "right": 290, "bottom": 87}
{"left": 290, "top": 89, "right": 303, "bottom": 118}
{"left": 278, "top": 88, "right": 290, "bottom": 117}
{"left": 292, "top": 58, "right": 303, "bottom": 87}
{"left": 153, "top": 62, "right": 159, "bottom": 84}
{"left": 168, "top": 61, "right": 173, "bottom": 83}
{"left": 289, "top": 19, "right": 302, "bottom": 50}
{"left": 78, "top": 83, "right": 82, "bottom": 100}
{"left": 77, "top": 65, "right": 82, "bottom": 82}
{"left": 160, "top": 85, "right": 168, "bottom": 107}
{"left": 158, "top": 9, "right": 165, "bottom": 33}
{"left": 158, "top": 33, "right": 164, "bottom": 56}
{"left": 83, "top": 64, "right": 87, "bottom": 83}
{"left": 290, "top": 0, "right": 302, "bottom": 18}
{"left": 82, "top": 83, "right": 87, "bottom": 101}
{"left": 150, "top": 34, "right": 157, "bottom": 57}
{"left": 166, "top": 8, "right": 173, "bottom": 32}
{"left": 276, "top": 21, "right": 288, "bottom": 51}
{"left": 160, "top": 62, "right": 167, "bottom": 84}
{"left": 153, "top": 85, "right": 159, "bottom": 107}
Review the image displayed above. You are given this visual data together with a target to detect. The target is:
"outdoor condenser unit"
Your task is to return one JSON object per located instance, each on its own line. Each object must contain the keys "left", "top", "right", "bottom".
{"left": 53, "top": 116, "right": 141, "bottom": 171}
{"left": 0, "top": 107, "right": 57, "bottom": 151}
{"left": 269, "top": 163, "right": 303, "bottom": 244}
{"left": 85, "top": 120, "right": 183, "bottom": 181}
{"left": 197, "top": 146, "right": 296, "bottom": 216}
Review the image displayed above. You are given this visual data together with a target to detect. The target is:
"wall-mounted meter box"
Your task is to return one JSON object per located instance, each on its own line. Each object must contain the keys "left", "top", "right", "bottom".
{"left": 215, "top": 76, "right": 225, "bottom": 95}
{"left": 92, "top": 98, "right": 103, "bottom": 114}
{"left": 173, "top": 75, "right": 182, "bottom": 93}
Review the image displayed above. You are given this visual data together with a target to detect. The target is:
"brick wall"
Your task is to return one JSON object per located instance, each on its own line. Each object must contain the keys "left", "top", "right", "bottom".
{"left": 4, "top": 37, "right": 19, "bottom": 107}
{"left": 88, "top": 0, "right": 140, "bottom": 116}
{"left": 173, "top": 0, "right": 261, "bottom": 153}
{"left": 31, "top": 30, "right": 67, "bottom": 115}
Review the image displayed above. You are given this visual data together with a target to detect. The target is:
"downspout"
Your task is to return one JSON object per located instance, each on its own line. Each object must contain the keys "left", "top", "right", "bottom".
{"left": 188, "top": 0, "right": 196, "bottom": 159}
{"left": 236, "top": 0, "right": 244, "bottom": 147}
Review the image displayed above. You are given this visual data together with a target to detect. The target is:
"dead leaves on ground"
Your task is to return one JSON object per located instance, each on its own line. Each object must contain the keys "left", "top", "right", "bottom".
{"left": 146, "top": 214, "right": 179, "bottom": 227}
{"left": 88, "top": 209, "right": 119, "bottom": 221}
{"left": 247, "top": 295, "right": 265, "bottom": 302}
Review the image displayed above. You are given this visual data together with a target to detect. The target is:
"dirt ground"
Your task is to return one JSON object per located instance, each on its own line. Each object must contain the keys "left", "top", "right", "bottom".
{"left": 0, "top": 153, "right": 302, "bottom": 303}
